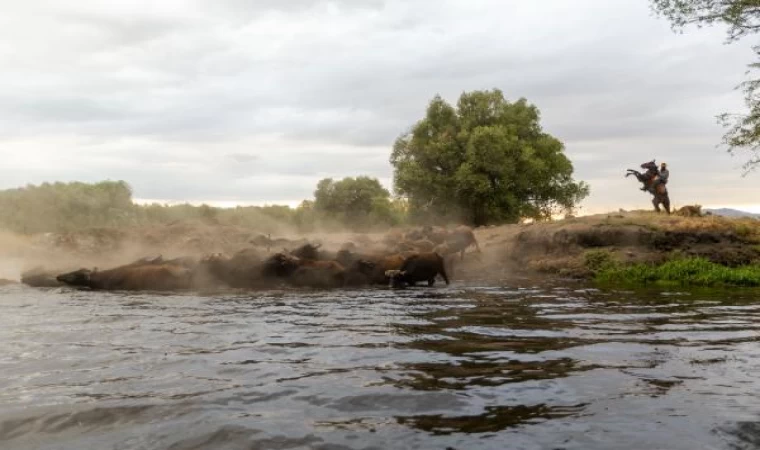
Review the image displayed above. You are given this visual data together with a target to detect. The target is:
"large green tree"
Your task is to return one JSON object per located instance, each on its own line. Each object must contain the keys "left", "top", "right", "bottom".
{"left": 313, "top": 176, "right": 399, "bottom": 229}
{"left": 651, "top": 0, "right": 760, "bottom": 172}
{"left": 390, "top": 89, "right": 589, "bottom": 225}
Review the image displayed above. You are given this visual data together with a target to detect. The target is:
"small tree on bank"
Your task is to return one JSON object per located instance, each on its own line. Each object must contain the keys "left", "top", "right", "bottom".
{"left": 390, "top": 89, "right": 589, "bottom": 226}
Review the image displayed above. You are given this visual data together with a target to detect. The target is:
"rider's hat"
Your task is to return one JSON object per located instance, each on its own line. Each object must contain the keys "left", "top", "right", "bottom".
{"left": 661, "top": 162, "right": 667, "bottom": 167}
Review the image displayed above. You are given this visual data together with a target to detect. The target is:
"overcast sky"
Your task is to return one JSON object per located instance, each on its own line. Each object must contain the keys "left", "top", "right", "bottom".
{"left": 1, "top": 0, "right": 757, "bottom": 213}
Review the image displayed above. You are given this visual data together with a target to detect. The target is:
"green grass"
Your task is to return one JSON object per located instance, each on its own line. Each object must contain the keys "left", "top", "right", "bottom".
{"left": 596, "top": 257, "right": 760, "bottom": 287}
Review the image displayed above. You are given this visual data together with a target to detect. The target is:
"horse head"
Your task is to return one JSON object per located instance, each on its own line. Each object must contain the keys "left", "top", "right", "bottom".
{"left": 640, "top": 159, "right": 657, "bottom": 171}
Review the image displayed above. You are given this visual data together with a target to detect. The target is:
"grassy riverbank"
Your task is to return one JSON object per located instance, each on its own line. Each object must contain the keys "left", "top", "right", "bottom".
{"left": 458, "top": 209, "right": 760, "bottom": 287}
{"left": 593, "top": 255, "right": 760, "bottom": 287}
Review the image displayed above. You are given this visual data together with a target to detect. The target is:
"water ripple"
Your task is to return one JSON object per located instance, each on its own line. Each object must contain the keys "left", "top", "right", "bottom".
{"left": 1, "top": 283, "right": 760, "bottom": 449}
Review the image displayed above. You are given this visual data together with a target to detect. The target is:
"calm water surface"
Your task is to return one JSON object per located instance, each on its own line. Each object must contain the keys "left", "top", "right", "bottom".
{"left": 1, "top": 281, "right": 760, "bottom": 450}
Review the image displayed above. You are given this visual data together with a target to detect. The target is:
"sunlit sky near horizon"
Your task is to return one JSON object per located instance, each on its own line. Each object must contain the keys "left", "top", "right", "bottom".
{"left": 1, "top": 0, "right": 758, "bottom": 215}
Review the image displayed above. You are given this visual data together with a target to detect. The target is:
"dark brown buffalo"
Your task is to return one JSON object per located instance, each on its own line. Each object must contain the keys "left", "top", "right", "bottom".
{"left": 291, "top": 243, "right": 335, "bottom": 261}
{"left": 261, "top": 252, "right": 302, "bottom": 278}
{"left": 335, "top": 250, "right": 413, "bottom": 285}
{"left": 342, "top": 259, "right": 378, "bottom": 287}
{"left": 56, "top": 264, "right": 193, "bottom": 291}
{"left": 290, "top": 259, "right": 347, "bottom": 288}
{"left": 261, "top": 252, "right": 347, "bottom": 288}
{"left": 446, "top": 225, "right": 481, "bottom": 260}
{"left": 335, "top": 250, "right": 373, "bottom": 285}
{"left": 386, "top": 252, "right": 449, "bottom": 288}
{"left": 432, "top": 243, "right": 459, "bottom": 277}
{"left": 198, "top": 248, "right": 265, "bottom": 288}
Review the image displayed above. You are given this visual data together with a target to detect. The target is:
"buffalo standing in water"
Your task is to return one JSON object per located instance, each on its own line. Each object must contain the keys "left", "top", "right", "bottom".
{"left": 197, "top": 248, "right": 268, "bottom": 289}
{"left": 386, "top": 252, "right": 450, "bottom": 288}
{"left": 56, "top": 264, "right": 193, "bottom": 291}
{"left": 261, "top": 252, "right": 348, "bottom": 288}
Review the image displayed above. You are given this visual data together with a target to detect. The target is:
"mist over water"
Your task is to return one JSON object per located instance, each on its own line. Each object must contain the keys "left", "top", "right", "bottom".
{"left": 1, "top": 282, "right": 760, "bottom": 449}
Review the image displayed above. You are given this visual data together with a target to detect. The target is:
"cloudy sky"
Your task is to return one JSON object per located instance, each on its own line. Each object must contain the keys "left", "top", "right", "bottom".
{"left": 1, "top": 0, "right": 757, "bottom": 214}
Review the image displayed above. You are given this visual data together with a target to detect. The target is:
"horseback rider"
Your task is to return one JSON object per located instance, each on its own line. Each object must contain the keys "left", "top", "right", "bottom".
{"left": 639, "top": 161, "right": 668, "bottom": 192}
{"left": 653, "top": 162, "right": 668, "bottom": 190}
{"left": 626, "top": 159, "right": 672, "bottom": 214}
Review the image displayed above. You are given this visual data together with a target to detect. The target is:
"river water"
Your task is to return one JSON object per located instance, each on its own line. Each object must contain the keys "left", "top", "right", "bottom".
{"left": 1, "top": 281, "right": 760, "bottom": 450}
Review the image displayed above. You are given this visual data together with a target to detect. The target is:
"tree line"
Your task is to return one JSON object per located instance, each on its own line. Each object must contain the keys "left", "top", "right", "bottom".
{"left": 1, "top": 89, "right": 590, "bottom": 233}
{"left": 0, "top": 179, "right": 407, "bottom": 234}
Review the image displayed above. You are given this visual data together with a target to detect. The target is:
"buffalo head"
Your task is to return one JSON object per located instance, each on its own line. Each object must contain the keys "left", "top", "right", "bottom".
{"left": 56, "top": 268, "right": 93, "bottom": 286}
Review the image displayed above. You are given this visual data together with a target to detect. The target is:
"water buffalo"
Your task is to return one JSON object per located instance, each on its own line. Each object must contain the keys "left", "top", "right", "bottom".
{"left": 198, "top": 248, "right": 264, "bottom": 288}
{"left": 291, "top": 243, "right": 335, "bottom": 261}
{"left": 342, "top": 259, "right": 379, "bottom": 287}
{"left": 446, "top": 225, "right": 481, "bottom": 260}
{"left": 56, "top": 264, "right": 193, "bottom": 291}
{"left": 290, "top": 260, "right": 347, "bottom": 288}
{"left": 335, "top": 250, "right": 414, "bottom": 285}
{"left": 261, "top": 252, "right": 302, "bottom": 279}
{"left": 260, "top": 252, "right": 348, "bottom": 288}
{"left": 386, "top": 252, "right": 450, "bottom": 288}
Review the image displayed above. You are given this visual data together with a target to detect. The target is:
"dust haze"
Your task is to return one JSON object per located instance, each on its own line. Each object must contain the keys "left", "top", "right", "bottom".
{"left": 0, "top": 212, "right": 522, "bottom": 289}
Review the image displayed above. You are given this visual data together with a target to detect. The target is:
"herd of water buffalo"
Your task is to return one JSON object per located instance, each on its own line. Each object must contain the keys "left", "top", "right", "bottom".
{"left": 22, "top": 225, "right": 481, "bottom": 291}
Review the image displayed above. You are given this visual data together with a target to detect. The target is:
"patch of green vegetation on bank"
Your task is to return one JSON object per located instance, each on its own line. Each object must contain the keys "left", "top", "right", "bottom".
{"left": 593, "top": 256, "right": 760, "bottom": 287}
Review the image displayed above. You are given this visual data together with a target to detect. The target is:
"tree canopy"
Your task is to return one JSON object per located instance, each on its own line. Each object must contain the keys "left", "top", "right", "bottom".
{"left": 651, "top": 0, "right": 760, "bottom": 42}
{"left": 651, "top": 0, "right": 760, "bottom": 172}
{"left": 390, "top": 89, "right": 589, "bottom": 225}
{"left": 313, "top": 176, "right": 401, "bottom": 229}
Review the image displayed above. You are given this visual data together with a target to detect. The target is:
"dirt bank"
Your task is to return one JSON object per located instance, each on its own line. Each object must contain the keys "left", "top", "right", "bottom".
{"left": 465, "top": 210, "right": 760, "bottom": 280}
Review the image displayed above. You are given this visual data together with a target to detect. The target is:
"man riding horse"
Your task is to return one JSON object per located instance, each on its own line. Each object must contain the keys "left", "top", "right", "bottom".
{"left": 626, "top": 160, "right": 671, "bottom": 214}
{"left": 641, "top": 162, "right": 668, "bottom": 192}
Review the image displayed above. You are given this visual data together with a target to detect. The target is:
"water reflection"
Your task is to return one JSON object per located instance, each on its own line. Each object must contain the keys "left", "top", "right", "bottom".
{"left": 397, "top": 403, "right": 587, "bottom": 435}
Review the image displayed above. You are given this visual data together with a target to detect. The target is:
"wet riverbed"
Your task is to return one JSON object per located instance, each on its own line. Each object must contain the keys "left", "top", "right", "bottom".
{"left": 1, "top": 281, "right": 760, "bottom": 449}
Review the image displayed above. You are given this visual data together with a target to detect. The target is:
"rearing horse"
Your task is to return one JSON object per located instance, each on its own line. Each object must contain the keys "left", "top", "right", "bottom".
{"left": 626, "top": 160, "right": 670, "bottom": 214}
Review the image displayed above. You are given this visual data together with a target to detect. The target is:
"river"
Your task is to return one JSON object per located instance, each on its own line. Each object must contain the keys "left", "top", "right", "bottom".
{"left": 1, "top": 281, "right": 759, "bottom": 450}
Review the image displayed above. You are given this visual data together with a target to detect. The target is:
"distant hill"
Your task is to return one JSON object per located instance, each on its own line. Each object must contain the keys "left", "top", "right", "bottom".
{"left": 705, "top": 208, "right": 760, "bottom": 219}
